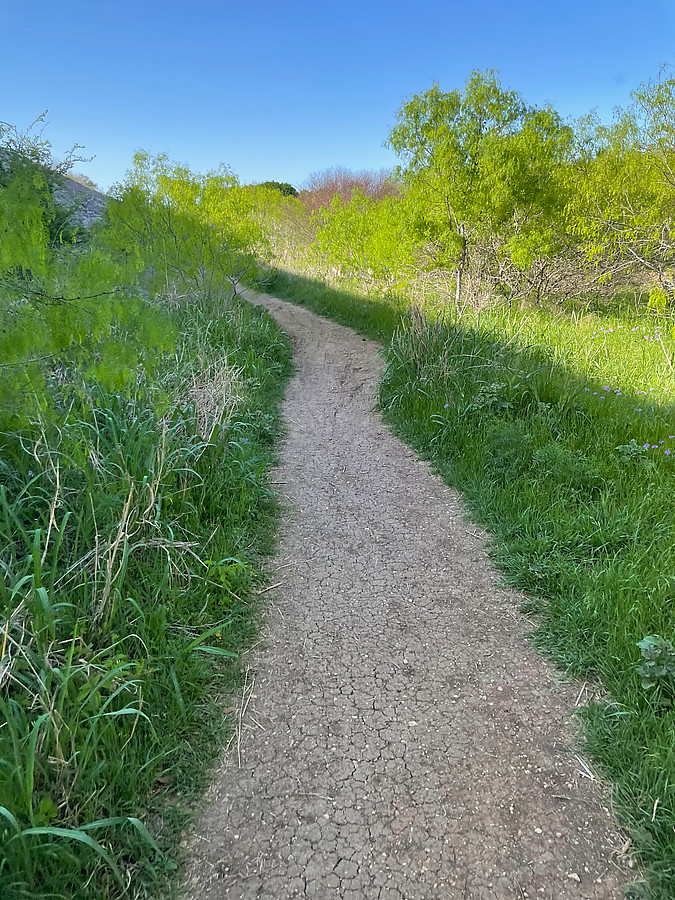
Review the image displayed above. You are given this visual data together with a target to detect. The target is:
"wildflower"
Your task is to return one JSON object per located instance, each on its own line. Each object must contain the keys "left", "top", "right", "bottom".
{"left": 444, "top": 403, "right": 450, "bottom": 408}
{"left": 604, "top": 386, "right": 610, "bottom": 391}
{"left": 592, "top": 392, "right": 598, "bottom": 395}
{"left": 644, "top": 443, "right": 651, "bottom": 449}
{"left": 667, "top": 450, "right": 672, "bottom": 456}
{"left": 637, "top": 408, "right": 643, "bottom": 412}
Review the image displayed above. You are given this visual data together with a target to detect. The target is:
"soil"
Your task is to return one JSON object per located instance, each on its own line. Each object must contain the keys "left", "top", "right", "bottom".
{"left": 185, "top": 290, "right": 627, "bottom": 900}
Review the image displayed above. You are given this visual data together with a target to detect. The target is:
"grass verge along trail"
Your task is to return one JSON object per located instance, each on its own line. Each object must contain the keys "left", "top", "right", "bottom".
{"left": 0, "top": 295, "right": 292, "bottom": 900}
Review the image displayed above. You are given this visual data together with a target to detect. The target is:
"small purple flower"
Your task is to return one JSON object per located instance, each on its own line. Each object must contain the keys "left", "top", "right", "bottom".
{"left": 659, "top": 440, "right": 665, "bottom": 444}
{"left": 667, "top": 450, "right": 672, "bottom": 456}
{"left": 243, "top": 438, "right": 248, "bottom": 443}
{"left": 444, "top": 403, "right": 450, "bottom": 408}
{"left": 652, "top": 445, "right": 659, "bottom": 449}
{"left": 637, "top": 408, "right": 643, "bottom": 412}
{"left": 584, "top": 388, "right": 590, "bottom": 391}
{"left": 604, "top": 386, "right": 610, "bottom": 391}
{"left": 644, "top": 442, "right": 650, "bottom": 449}
{"left": 592, "top": 392, "right": 598, "bottom": 395}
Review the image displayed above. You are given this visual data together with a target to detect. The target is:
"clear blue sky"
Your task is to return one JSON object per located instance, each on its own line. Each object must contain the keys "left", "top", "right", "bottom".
{"left": 3, "top": 0, "right": 675, "bottom": 191}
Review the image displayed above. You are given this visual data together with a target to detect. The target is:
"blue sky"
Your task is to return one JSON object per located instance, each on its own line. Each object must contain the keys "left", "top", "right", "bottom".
{"left": 3, "top": 0, "right": 675, "bottom": 191}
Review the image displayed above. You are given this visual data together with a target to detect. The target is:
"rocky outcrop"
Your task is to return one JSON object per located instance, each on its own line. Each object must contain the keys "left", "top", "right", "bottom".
{"left": 53, "top": 175, "right": 108, "bottom": 227}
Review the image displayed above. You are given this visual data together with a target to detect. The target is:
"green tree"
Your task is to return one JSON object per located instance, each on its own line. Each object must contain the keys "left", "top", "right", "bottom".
{"left": 0, "top": 124, "right": 171, "bottom": 426}
{"left": 258, "top": 180, "right": 298, "bottom": 197}
{"left": 315, "top": 190, "right": 415, "bottom": 292}
{"left": 387, "top": 70, "right": 573, "bottom": 306}
{"left": 105, "top": 152, "right": 269, "bottom": 300}
{"left": 568, "top": 67, "right": 675, "bottom": 304}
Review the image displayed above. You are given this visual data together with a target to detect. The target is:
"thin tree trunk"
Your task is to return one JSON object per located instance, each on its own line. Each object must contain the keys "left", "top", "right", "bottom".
{"left": 455, "top": 229, "right": 467, "bottom": 314}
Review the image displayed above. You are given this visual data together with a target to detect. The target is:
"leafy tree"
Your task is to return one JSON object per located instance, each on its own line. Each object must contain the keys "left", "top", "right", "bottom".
{"left": 0, "top": 124, "right": 171, "bottom": 426}
{"left": 568, "top": 67, "right": 675, "bottom": 304}
{"left": 387, "top": 70, "right": 573, "bottom": 306}
{"left": 315, "top": 190, "right": 415, "bottom": 292}
{"left": 259, "top": 180, "right": 298, "bottom": 196}
{"left": 105, "top": 152, "right": 269, "bottom": 300}
{"left": 244, "top": 183, "right": 311, "bottom": 263}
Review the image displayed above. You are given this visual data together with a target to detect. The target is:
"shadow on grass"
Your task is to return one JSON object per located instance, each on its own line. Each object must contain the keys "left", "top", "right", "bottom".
{"left": 260, "top": 267, "right": 409, "bottom": 343}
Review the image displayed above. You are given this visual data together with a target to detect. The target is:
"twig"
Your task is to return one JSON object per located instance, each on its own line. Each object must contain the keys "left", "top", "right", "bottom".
{"left": 1, "top": 281, "right": 124, "bottom": 304}
{"left": 237, "top": 669, "right": 255, "bottom": 768}
{"left": 574, "top": 754, "right": 596, "bottom": 780}
{"left": 256, "top": 581, "right": 283, "bottom": 595}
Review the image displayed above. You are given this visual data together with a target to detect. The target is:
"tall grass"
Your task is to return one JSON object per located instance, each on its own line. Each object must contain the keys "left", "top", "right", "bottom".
{"left": 0, "top": 293, "right": 292, "bottom": 899}
{"left": 270, "top": 268, "right": 675, "bottom": 900}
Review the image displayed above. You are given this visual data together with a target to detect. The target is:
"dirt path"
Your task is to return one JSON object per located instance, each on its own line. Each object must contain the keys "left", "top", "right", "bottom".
{"left": 186, "top": 292, "right": 626, "bottom": 900}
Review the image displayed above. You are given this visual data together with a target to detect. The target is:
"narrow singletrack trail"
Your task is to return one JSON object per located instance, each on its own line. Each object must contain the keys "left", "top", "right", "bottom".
{"left": 187, "top": 292, "right": 625, "bottom": 900}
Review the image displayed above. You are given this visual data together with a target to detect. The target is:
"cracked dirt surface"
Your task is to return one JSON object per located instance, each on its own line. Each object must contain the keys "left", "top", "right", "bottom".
{"left": 186, "top": 291, "right": 627, "bottom": 899}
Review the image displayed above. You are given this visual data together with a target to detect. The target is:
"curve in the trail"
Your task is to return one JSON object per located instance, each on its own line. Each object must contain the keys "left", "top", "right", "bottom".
{"left": 186, "top": 292, "right": 625, "bottom": 900}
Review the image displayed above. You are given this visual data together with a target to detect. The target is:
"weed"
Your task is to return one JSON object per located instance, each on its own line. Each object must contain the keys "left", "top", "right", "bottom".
{"left": 637, "top": 636, "right": 675, "bottom": 696}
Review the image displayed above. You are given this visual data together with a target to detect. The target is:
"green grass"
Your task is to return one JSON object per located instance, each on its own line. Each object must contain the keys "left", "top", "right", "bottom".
{"left": 263, "top": 268, "right": 409, "bottom": 342}
{"left": 0, "top": 293, "right": 292, "bottom": 900}
{"left": 267, "top": 267, "right": 675, "bottom": 900}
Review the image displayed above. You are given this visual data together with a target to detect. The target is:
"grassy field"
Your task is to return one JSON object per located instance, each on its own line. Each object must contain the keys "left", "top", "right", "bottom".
{"left": 266, "top": 268, "right": 675, "bottom": 900}
{"left": 0, "top": 293, "right": 292, "bottom": 900}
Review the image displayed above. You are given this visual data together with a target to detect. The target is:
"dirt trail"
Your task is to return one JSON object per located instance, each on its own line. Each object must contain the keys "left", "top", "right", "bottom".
{"left": 186, "top": 292, "right": 625, "bottom": 900}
